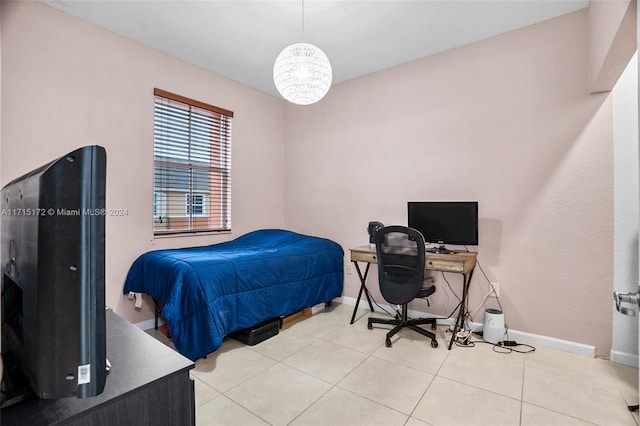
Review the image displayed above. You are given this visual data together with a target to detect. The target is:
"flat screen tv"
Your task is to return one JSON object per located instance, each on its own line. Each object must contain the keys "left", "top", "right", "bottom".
{"left": 1, "top": 145, "right": 107, "bottom": 408}
{"left": 407, "top": 201, "right": 478, "bottom": 252}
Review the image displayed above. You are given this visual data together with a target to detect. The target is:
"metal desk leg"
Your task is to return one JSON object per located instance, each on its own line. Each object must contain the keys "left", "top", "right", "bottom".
{"left": 447, "top": 268, "right": 475, "bottom": 350}
{"left": 350, "top": 261, "right": 375, "bottom": 324}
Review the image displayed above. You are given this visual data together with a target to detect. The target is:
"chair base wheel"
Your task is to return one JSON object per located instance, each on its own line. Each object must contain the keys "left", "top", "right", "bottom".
{"left": 431, "top": 340, "right": 438, "bottom": 348}
{"left": 385, "top": 339, "right": 392, "bottom": 348}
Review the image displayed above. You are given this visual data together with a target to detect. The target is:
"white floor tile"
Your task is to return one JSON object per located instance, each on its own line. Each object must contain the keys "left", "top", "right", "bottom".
{"left": 191, "top": 342, "right": 277, "bottom": 393}
{"left": 523, "top": 365, "right": 637, "bottom": 426}
{"left": 437, "top": 343, "right": 524, "bottom": 399}
{"left": 413, "top": 376, "right": 521, "bottom": 426}
{"left": 145, "top": 302, "right": 638, "bottom": 426}
{"left": 338, "top": 356, "right": 434, "bottom": 415}
{"left": 322, "top": 321, "right": 388, "bottom": 354}
{"left": 196, "top": 394, "right": 269, "bottom": 426}
{"left": 192, "top": 376, "right": 220, "bottom": 407}
{"left": 249, "top": 328, "right": 317, "bottom": 361}
{"left": 520, "top": 402, "right": 597, "bottom": 426}
{"left": 525, "top": 345, "right": 618, "bottom": 388}
{"left": 290, "top": 387, "right": 408, "bottom": 426}
{"left": 225, "top": 363, "right": 332, "bottom": 426}
{"left": 282, "top": 339, "right": 368, "bottom": 384}
{"left": 371, "top": 327, "right": 450, "bottom": 374}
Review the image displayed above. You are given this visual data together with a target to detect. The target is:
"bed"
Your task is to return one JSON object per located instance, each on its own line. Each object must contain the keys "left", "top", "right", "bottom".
{"left": 123, "top": 229, "right": 344, "bottom": 360}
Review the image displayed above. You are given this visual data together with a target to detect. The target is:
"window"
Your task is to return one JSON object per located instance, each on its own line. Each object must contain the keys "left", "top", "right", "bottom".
{"left": 186, "top": 194, "right": 206, "bottom": 216}
{"left": 153, "top": 88, "right": 233, "bottom": 235}
{"left": 153, "top": 192, "right": 167, "bottom": 218}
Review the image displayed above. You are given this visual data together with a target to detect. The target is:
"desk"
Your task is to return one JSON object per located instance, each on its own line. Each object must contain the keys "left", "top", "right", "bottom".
{"left": 349, "top": 245, "right": 477, "bottom": 350}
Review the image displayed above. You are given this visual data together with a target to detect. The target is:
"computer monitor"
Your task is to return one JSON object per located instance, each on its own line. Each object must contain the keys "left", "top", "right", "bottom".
{"left": 407, "top": 201, "right": 478, "bottom": 252}
{"left": 1, "top": 145, "right": 107, "bottom": 408}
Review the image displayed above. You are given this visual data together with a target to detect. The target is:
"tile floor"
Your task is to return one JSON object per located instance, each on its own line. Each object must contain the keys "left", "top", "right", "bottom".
{"left": 147, "top": 303, "right": 639, "bottom": 426}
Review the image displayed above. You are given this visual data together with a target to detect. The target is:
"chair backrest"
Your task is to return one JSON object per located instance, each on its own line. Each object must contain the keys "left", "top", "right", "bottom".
{"left": 375, "top": 226, "right": 426, "bottom": 305}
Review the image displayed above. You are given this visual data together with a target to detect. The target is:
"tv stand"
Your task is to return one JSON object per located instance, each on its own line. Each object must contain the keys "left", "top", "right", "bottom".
{"left": 1, "top": 354, "right": 113, "bottom": 410}
{"left": 2, "top": 310, "right": 195, "bottom": 425}
{"left": 0, "top": 352, "right": 34, "bottom": 409}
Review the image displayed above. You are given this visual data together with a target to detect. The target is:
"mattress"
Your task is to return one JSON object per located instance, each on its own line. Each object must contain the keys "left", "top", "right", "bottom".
{"left": 123, "top": 229, "right": 344, "bottom": 360}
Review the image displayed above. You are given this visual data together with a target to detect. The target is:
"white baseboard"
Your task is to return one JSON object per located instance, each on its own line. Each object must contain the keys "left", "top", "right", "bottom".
{"left": 503, "top": 328, "right": 595, "bottom": 358}
{"left": 339, "top": 296, "right": 597, "bottom": 358}
{"left": 610, "top": 350, "right": 639, "bottom": 367}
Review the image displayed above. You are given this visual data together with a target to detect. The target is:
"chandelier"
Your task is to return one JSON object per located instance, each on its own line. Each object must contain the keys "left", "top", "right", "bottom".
{"left": 273, "top": 2, "right": 332, "bottom": 105}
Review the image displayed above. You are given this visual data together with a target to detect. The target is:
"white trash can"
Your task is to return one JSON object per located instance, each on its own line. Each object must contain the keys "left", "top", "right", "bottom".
{"left": 483, "top": 308, "right": 505, "bottom": 344}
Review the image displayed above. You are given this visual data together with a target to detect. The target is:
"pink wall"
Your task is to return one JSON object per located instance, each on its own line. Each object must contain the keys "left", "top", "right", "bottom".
{"left": 0, "top": 2, "right": 624, "bottom": 355}
{"left": 588, "top": 0, "right": 637, "bottom": 93}
{"left": 0, "top": 1, "right": 287, "bottom": 323}
{"left": 284, "top": 9, "right": 615, "bottom": 355}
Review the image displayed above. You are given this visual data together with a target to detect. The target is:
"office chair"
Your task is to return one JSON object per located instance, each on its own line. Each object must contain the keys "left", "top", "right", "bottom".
{"left": 367, "top": 226, "right": 438, "bottom": 348}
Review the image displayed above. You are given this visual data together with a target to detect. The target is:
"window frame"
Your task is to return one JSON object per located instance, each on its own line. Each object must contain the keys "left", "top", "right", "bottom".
{"left": 153, "top": 88, "right": 233, "bottom": 236}
{"left": 153, "top": 191, "right": 167, "bottom": 218}
{"left": 185, "top": 193, "right": 207, "bottom": 217}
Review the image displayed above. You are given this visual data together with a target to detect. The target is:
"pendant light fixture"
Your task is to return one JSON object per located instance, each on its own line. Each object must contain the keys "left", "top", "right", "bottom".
{"left": 273, "top": 0, "right": 332, "bottom": 105}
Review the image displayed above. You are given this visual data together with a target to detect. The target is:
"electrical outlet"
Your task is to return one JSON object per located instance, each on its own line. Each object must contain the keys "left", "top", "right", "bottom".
{"left": 491, "top": 282, "right": 500, "bottom": 298}
{"left": 346, "top": 264, "right": 353, "bottom": 275}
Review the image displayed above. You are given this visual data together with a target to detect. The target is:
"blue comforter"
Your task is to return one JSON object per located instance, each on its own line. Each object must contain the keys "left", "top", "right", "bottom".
{"left": 123, "top": 229, "right": 344, "bottom": 360}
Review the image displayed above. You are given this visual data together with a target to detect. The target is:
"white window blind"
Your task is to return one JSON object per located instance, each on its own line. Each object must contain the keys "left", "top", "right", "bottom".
{"left": 153, "top": 88, "right": 233, "bottom": 235}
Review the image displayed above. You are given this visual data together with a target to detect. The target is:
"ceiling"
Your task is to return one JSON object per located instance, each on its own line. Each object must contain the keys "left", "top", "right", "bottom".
{"left": 40, "top": 0, "right": 590, "bottom": 99}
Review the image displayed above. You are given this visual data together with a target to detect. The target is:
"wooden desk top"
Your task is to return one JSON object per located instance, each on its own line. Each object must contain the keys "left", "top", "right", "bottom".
{"left": 350, "top": 245, "right": 477, "bottom": 275}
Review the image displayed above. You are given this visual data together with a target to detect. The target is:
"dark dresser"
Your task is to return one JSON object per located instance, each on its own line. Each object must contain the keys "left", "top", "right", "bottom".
{"left": 2, "top": 309, "right": 195, "bottom": 425}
